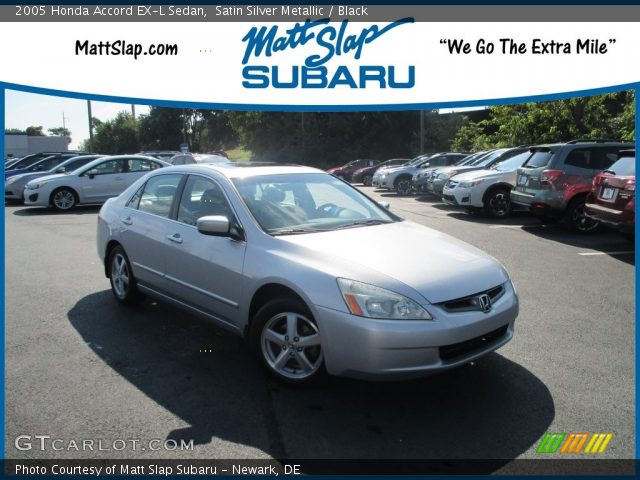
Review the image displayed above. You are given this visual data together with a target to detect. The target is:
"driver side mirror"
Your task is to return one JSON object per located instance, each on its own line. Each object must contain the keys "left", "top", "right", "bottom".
{"left": 56, "top": 167, "right": 66, "bottom": 174}
{"left": 197, "top": 215, "right": 244, "bottom": 241}
{"left": 378, "top": 201, "right": 390, "bottom": 210}
{"left": 87, "top": 169, "right": 98, "bottom": 179}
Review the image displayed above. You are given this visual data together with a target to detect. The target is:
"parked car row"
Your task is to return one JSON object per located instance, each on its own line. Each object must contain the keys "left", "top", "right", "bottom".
{"left": 353, "top": 140, "right": 634, "bottom": 237}
{"left": 5, "top": 151, "right": 233, "bottom": 210}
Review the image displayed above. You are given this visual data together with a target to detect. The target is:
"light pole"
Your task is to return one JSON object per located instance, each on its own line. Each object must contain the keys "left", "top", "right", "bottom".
{"left": 87, "top": 100, "right": 94, "bottom": 153}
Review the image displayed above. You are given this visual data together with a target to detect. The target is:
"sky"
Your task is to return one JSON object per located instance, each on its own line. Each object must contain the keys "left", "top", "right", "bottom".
{"left": 4, "top": 89, "right": 483, "bottom": 150}
{"left": 4, "top": 90, "right": 150, "bottom": 149}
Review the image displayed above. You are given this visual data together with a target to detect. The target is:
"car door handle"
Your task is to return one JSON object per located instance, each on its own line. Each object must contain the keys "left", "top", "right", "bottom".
{"left": 167, "top": 233, "right": 183, "bottom": 244}
{"left": 121, "top": 216, "right": 133, "bottom": 226}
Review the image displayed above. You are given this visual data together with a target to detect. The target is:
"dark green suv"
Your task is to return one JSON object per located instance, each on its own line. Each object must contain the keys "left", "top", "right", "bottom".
{"left": 510, "top": 140, "right": 634, "bottom": 232}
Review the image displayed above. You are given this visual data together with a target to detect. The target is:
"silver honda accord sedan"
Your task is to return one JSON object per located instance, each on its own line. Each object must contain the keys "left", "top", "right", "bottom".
{"left": 97, "top": 163, "right": 518, "bottom": 384}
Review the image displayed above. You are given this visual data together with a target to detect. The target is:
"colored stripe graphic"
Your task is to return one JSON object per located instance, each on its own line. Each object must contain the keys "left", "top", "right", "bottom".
{"left": 560, "top": 433, "right": 589, "bottom": 453}
{"left": 584, "top": 433, "right": 613, "bottom": 453}
{"left": 537, "top": 433, "right": 566, "bottom": 453}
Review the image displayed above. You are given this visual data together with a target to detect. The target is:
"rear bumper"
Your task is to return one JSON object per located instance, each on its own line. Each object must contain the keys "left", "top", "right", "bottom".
{"left": 585, "top": 201, "right": 635, "bottom": 231}
{"left": 510, "top": 190, "right": 565, "bottom": 216}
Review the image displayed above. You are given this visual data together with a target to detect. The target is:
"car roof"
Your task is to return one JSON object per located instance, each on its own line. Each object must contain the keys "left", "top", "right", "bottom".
{"left": 79, "top": 154, "right": 171, "bottom": 171}
{"left": 157, "top": 162, "right": 323, "bottom": 179}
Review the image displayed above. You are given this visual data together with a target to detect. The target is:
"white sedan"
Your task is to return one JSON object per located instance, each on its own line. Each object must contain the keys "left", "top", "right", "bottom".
{"left": 24, "top": 155, "right": 169, "bottom": 211}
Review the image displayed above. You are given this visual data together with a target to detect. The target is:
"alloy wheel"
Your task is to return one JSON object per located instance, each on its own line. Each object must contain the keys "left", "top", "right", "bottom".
{"left": 53, "top": 190, "right": 75, "bottom": 210}
{"left": 488, "top": 192, "right": 511, "bottom": 218}
{"left": 111, "top": 253, "right": 130, "bottom": 299}
{"left": 571, "top": 203, "right": 599, "bottom": 232}
{"left": 261, "top": 312, "right": 323, "bottom": 380}
{"left": 396, "top": 179, "right": 412, "bottom": 196}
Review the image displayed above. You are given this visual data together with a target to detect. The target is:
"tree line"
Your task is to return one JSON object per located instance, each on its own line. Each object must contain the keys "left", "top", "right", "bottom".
{"left": 8, "top": 90, "right": 633, "bottom": 167}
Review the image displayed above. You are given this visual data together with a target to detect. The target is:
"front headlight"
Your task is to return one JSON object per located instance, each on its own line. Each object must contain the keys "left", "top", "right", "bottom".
{"left": 26, "top": 181, "right": 46, "bottom": 190}
{"left": 459, "top": 179, "right": 484, "bottom": 188}
{"left": 337, "top": 278, "right": 433, "bottom": 320}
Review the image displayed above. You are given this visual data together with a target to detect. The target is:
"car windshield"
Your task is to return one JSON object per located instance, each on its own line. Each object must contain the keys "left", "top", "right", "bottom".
{"left": 195, "top": 155, "right": 229, "bottom": 164}
{"left": 473, "top": 149, "right": 508, "bottom": 167}
{"left": 607, "top": 156, "right": 635, "bottom": 176}
{"left": 491, "top": 151, "right": 532, "bottom": 171}
{"left": 233, "top": 173, "right": 396, "bottom": 235}
{"left": 455, "top": 153, "right": 483, "bottom": 166}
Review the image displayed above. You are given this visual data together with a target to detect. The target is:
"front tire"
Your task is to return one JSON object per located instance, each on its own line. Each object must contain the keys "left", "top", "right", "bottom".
{"left": 394, "top": 177, "right": 413, "bottom": 196}
{"left": 251, "top": 298, "right": 325, "bottom": 385}
{"left": 50, "top": 188, "right": 77, "bottom": 211}
{"left": 108, "top": 246, "right": 144, "bottom": 305}
{"left": 484, "top": 189, "right": 512, "bottom": 219}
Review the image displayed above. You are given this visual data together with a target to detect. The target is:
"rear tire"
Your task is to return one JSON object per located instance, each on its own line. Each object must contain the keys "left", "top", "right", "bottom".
{"left": 250, "top": 298, "right": 325, "bottom": 385}
{"left": 566, "top": 197, "right": 600, "bottom": 233}
{"left": 108, "top": 246, "right": 145, "bottom": 306}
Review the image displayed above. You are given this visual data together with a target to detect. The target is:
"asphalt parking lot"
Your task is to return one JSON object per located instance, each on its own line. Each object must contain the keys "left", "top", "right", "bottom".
{"left": 4, "top": 186, "right": 635, "bottom": 470}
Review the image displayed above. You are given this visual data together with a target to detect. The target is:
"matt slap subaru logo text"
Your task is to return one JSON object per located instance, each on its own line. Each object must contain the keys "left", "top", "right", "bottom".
{"left": 241, "top": 18, "right": 415, "bottom": 89}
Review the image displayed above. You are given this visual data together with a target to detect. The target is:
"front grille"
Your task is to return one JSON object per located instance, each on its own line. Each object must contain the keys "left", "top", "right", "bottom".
{"left": 439, "top": 285, "right": 504, "bottom": 313}
{"left": 443, "top": 194, "right": 457, "bottom": 204}
{"left": 439, "top": 324, "right": 509, "bottom": 362}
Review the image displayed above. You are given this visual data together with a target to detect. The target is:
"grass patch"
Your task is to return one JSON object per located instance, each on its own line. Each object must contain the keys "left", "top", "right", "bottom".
{"left": 225, "top": 147, "right": 252, "bottom": 162}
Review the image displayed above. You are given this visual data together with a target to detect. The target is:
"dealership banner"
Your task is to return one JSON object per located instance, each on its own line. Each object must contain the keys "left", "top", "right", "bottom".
{"left": 0, "top": 6, "right": 639, "bottom": 107}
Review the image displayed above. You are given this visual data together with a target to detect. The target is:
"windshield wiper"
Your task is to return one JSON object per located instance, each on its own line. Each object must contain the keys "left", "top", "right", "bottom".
{"left": 271, "top": 227, "right": 324, "bottom": 236}
{"left": 333, "top": 219, "right": 393, "bottom": 230}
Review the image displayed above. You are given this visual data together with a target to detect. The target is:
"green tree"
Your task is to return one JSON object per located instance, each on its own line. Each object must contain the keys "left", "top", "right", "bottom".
{"left": 25, "top": 126, "right": 45, "bottom": 136}
{"left": 92, "top": 111, "right": 139, "bottom": 154}
{"left": 138, "top": 107, "right": 184, "bottom": 151}
{"left": 48, "top": 127, "right": 71, "bottom": 137}
{"left": 4, "top": 128, "right": 26, "bottom": 135}
{"left": 451, "top": 90, "right": 635, "bottom": 149}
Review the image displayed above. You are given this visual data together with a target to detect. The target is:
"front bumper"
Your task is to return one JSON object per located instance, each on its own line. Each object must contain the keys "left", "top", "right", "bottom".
{"left": 23, "top": 189, "right": 47, "bottom": 206}
{"left": 442, "top": 185, "right": 480, "bottom": 208}
{"left": 426, "top": 178, "right": 448, "bottom": 196}
{"left": 4, "top": 187, "right": 23, "bottom": 200}
{"left": 313, "top": 282, "right": 518, "bottom": 380}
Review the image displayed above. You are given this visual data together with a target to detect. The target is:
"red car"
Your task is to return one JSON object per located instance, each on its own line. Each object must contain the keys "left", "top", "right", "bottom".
{"left": 326, "top": 159, "right": 379, "bottom": 182}
{"left": 585, "top": 150, "right": 635, "bottom": 237}
{"left": 352, "top": 158, "right": 409, "bottom": 186}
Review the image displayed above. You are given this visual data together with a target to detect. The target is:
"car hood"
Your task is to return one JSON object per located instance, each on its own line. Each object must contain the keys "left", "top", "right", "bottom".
{"left": 25, "top": 173, "right": 67, "bottom": 186}
{"left": 452, "top": 169, "right": 502, "bottom": 181}
{"left": 6, "top": 171, "right": 50, "bottom": 183}
{"left": 278, "top": 221, "right": 508, "bottom": 304}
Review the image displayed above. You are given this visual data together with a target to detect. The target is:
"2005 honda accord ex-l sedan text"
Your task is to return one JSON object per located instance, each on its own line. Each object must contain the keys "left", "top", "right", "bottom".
{"left": 97, "top": 163, "right": 518, "bottom": 384}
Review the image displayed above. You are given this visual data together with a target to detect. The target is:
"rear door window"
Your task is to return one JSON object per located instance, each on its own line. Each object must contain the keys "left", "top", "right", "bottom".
{"left": 136, "top": 174, "right": 183, "bottom": 218}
